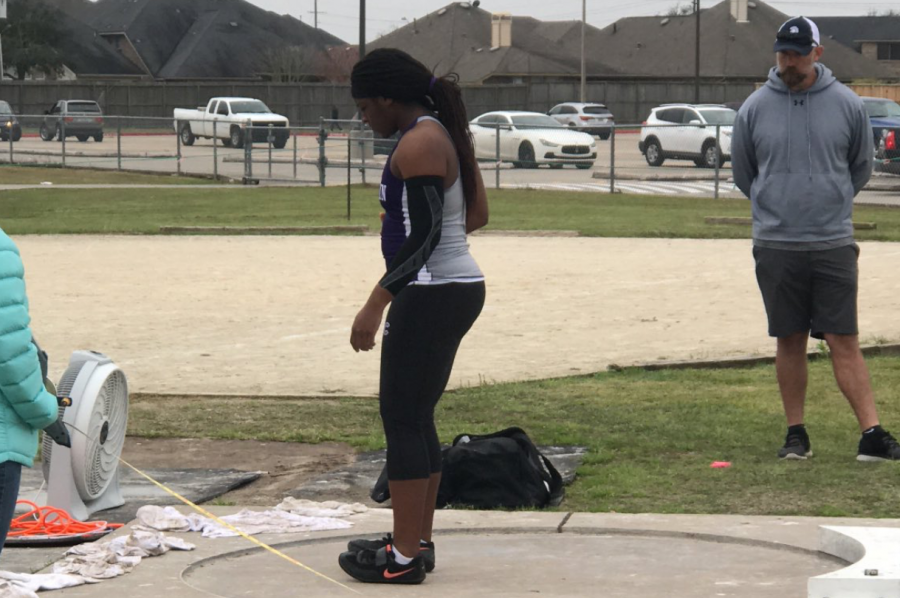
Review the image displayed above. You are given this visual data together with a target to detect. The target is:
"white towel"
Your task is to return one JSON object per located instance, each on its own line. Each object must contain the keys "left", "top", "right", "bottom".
{"left": 0, "top": 530, "right": 193, "bottom": 595}
{"left": 136, "top": 503, "right": 357, "bottom": 538}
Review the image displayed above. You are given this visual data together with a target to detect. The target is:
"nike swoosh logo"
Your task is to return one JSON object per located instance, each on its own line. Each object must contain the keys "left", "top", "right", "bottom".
{"left": 383, "top": 567, "right": 414, "bottom": 580}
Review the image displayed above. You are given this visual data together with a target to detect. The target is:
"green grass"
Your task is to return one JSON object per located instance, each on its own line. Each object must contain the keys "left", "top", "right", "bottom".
{"left": 0, "top": 186, "right": 374, "bottom": 234}
{"left": 129, "top": 357, "right": 900, "bottom": 517}
{"left": 0, "top": 165, "right": 214, "bottom": 186}
{"left": 2, "top": 185, "right": 900, "bottom": 240}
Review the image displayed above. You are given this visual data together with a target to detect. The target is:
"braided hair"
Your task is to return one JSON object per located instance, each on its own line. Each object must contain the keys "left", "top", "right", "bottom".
{"left": 351, "top": 48, "right": 477, "bottom": 208}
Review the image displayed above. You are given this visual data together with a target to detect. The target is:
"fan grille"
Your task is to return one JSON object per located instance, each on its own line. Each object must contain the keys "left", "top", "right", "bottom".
{"left": 41, "top": 364, "right": 83, "bottom": 481}
{"left": 79, "top": 370, "right": 128, "bottom": 499}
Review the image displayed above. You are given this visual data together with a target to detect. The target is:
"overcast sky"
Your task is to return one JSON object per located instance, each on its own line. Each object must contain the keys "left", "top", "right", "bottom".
{"left": 245, "top": 0, "right": 896, "bottom": 44}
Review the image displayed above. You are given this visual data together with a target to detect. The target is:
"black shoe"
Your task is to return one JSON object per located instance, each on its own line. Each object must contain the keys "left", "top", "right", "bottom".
{"left": 338, "top": 545, "right": 426, "bottom": 584}
{"left": 857, "top": 427, "right": 900, "bottom": 462}
{"left": 778, "top": 429, "right": 812, "bottom": 460}
{"left": 347, "top": 533, "right": 436, "bottom": 572}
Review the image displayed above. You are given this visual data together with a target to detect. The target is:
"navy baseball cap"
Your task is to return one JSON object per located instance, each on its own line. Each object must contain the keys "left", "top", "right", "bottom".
{"left": 774, "top": 16, "right": 820, "bottom": 55}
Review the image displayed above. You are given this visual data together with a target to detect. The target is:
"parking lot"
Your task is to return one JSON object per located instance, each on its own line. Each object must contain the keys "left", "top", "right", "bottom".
{"left": 1, "top": 125, "right": 897, "bottom": 204}
{"left": 0, "top": 126, "right": 732, "bottom": 182}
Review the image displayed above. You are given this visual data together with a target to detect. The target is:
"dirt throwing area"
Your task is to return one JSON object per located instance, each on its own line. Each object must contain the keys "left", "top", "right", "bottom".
{"left": 16, "top": 235, "right": 900, "bottom": 397}
{"left": 120, "top": 436, "right": 357, "bottom": 505}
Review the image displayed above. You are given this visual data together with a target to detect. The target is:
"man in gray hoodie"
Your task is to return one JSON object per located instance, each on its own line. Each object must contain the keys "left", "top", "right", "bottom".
{"left": 731, "top": 16, "right": 899, "bottom": 462}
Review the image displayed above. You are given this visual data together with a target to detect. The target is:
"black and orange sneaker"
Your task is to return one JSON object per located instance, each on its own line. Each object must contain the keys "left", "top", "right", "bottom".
{"left": 347, "top": 533, "right": 436, "bottom": 572}
{"left": 338, "top": 545, "right": 426, "bottom": 584}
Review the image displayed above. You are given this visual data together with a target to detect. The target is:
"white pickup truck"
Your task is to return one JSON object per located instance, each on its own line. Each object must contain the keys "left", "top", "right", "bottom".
{"left": 173, "top": 97, "right": 290, "bottom": 149}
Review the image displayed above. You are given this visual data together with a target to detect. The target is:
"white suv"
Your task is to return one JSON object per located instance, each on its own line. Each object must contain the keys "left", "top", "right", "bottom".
{"left": 548, "top": 102, "right": 614, "bottom": 139}
{"left": 639, "top": 104, "right": 736, "bottom": 168}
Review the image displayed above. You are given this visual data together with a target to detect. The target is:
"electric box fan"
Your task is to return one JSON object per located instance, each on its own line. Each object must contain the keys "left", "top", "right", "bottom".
{"left": 41, "top": 351, "right": 129, "bottom": 521}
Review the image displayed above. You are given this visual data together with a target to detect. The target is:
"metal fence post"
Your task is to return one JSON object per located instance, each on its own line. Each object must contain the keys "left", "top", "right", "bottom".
{"left": 359, "top": 121, "right": 366, "bottom": 186}
{"left": 244, "top": 118, "right": 253, "bottom": 183}
{"left": 8, "top": 124, "right": 14, "bottom": 164}
{"left": 495, "top": 124, "right": 501, "bottom": 190}
{"left": 117, "top": 117, "right": 122, "bottom": 171}
{"left": 292, "top": 130, "right": 298, "bottom": 180}
{"left": 714, "top": 124, "right": 721, "bottom": 199}
{"left": 61, "top": 119, "right": 66, "bottom": 168}
{"left": 318, "top": 117, "right": 327, "bottom": 187}
{"left": 609, "top": 126, "right": 616, "bottom": 194}
{"left": 267, "top": 124, "right": 273, "bottom": 179}
{"left": 212, "top": 120, "right": 218, "bottom": 181}
{"left": 176, "top": 119, "right": 182, "bottom": 176}
{"left": 347, "top": 127, "right": 352, "bottom": 221}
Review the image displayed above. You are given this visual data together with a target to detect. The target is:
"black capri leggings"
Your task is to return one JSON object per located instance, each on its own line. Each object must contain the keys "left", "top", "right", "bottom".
{"left": 380, "top": 281, "right": 485, "bottom": 481}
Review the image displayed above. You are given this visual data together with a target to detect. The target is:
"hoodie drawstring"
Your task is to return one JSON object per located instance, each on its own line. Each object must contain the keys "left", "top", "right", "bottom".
{"left": 787, "top": 91, "right": 792, "bottom": 173}
{"left": 806, "top": 92, "right": 812, "bottom": 180}
{"left": 787, "top": 90, "right": 814, "bottom": 179}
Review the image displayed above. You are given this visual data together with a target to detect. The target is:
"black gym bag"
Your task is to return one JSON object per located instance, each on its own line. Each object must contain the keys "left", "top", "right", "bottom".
{"left": 371, "top": 427, "right": 564, "bottom": 509}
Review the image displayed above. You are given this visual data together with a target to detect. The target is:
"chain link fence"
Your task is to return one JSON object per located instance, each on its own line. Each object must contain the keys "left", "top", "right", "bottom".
{"left": 0, "top": 113, "right": 793, "bottom": 201}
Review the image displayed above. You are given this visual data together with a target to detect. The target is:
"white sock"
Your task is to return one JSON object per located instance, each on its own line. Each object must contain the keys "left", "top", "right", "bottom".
{"left": 392, "top": 547, "right": 413, "bottom": 565}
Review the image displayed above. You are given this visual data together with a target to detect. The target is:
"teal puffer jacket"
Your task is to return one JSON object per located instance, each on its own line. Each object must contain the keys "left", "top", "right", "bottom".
{"left": 0, "top": 229, "right": 59, "bottom": 467}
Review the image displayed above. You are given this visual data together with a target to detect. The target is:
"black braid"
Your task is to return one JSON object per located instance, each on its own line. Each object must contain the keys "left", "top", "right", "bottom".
{"left": 351, "top": 49, "right": 477, "bottom": 208}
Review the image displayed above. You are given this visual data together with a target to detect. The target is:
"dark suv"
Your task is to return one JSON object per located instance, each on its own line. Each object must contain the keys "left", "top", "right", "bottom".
{"left": 40, "top": 100, "right": 104, "bottom": 143}
{"left": 0, "top": 101, "right": 22, "bottom": 142}
{"left": 862, "top": 97, "right": 900, "bottom": 175}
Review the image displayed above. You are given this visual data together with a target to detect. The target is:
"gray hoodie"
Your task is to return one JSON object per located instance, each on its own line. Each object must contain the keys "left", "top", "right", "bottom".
{"left": 731, "top": 63, "right": 873, "bottom": 244}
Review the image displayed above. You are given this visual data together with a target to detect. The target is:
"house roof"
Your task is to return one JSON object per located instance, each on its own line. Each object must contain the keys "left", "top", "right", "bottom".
{"left": 64, "top": 0, "right": 345, "bottom": 79}
{"left": 590, "top": 0, "right": 894, "bottom": 80}
{"left": 369, "top": 1, "right": 894, "bottom": 84}
{"left": 368, "top": 3, "right": 620, "bottom": 84}
{"left": 30, "top": 0, "right": 144, "bottom": 76}
{"left": 54, "top": 10, "right": 145, "bottom": 76}
{"left": 814, "top": 16, "right": 900, "bottom": 52}
{"left": 589, "top": 0, "right": 893, "bottom": 80}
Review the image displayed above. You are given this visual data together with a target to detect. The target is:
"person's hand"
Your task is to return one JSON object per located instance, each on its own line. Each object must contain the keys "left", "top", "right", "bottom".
{"left": 350, "top": 304, "right": 384, "bottom": 352}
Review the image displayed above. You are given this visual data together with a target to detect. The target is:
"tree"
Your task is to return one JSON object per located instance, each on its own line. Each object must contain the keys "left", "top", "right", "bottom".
{"left": 0, "top": 0, "right": 67, "bottom": 80}
{"left": 663, "top": 2, "right": 694, "bottom": 17}
{"left": 867, "top": 9, "right": 899, "bottom": 16}
{"left": 313, "top": 45, "right": 359, "bottom": 83}
{"left": 260, "top": 46, "right": 318, "bottom": 83}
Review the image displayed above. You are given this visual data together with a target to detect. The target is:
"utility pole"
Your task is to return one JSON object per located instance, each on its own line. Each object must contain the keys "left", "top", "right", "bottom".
{"left": 359, "top": 0, "right": 366, "bottom": 59}
{"left": 314, "top": 0, "right": 317, "bottom": 29}
{"left": 694, "top": 0, "right": 700, "bottom": 103}
{"left": 580, "top": 0, "right": 586, "bottom": 103}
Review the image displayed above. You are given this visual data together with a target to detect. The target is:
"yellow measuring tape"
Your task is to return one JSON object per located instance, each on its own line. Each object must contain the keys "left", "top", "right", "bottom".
{"left": 116, "top": 456, "right": 361, "bottom": 595}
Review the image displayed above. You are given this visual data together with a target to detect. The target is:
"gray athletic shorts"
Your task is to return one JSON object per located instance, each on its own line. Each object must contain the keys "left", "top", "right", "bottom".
{"left": 752, "top": 244, "right": 859, "bottom": 339}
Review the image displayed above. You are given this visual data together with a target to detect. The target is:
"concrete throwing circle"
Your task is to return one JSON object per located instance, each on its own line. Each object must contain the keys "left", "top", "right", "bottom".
{"left": 181, "top": 532, "right": 840, "bottom": 597}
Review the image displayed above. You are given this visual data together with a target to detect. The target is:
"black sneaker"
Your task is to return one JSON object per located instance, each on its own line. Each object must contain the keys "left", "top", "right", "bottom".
{"left": 347, "top": 533, "right": 436, "bottom": 572}
{"left": 778, "top": 429, "right": 812, "bottom": 460}
{"left": 338, "top": 545, "right": 426, "bottom": 584}
{"left": 857, "top": 427, "right": 900, "bottom": 462}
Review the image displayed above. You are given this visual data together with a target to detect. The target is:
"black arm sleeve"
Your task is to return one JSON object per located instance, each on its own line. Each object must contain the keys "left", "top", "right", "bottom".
{"left": 379, "top": 175, "right": 444, "bottom": 296}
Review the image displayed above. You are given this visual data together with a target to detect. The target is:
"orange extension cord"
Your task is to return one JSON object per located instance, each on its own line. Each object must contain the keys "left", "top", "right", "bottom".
{"left": 9, "top": 500, "right": 123, "bottom": 539}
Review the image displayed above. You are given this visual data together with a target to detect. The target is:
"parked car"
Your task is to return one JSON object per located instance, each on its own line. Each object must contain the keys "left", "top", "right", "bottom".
{"left": 876, "top": 127, "right": 899, "bottom": 175}
{"left": 639, "top": 104, "right": 736, "bottom": 168}
{"left": 548, "top": 102, "right": 615, "bottom": 139}
{"left": 0, "top": 100, "right": 22, "bottom": 142}
{"left": 174, "top": 98, "right": 289, "bottom": 149}
{"left": 862, "top": 96, "right": 900, "bottom": 153}
{"left": 470, "top": 111, "right": 596, "bottom": 169}
{"left": 39, "top": 100, "right": 104, "bottom": 142}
